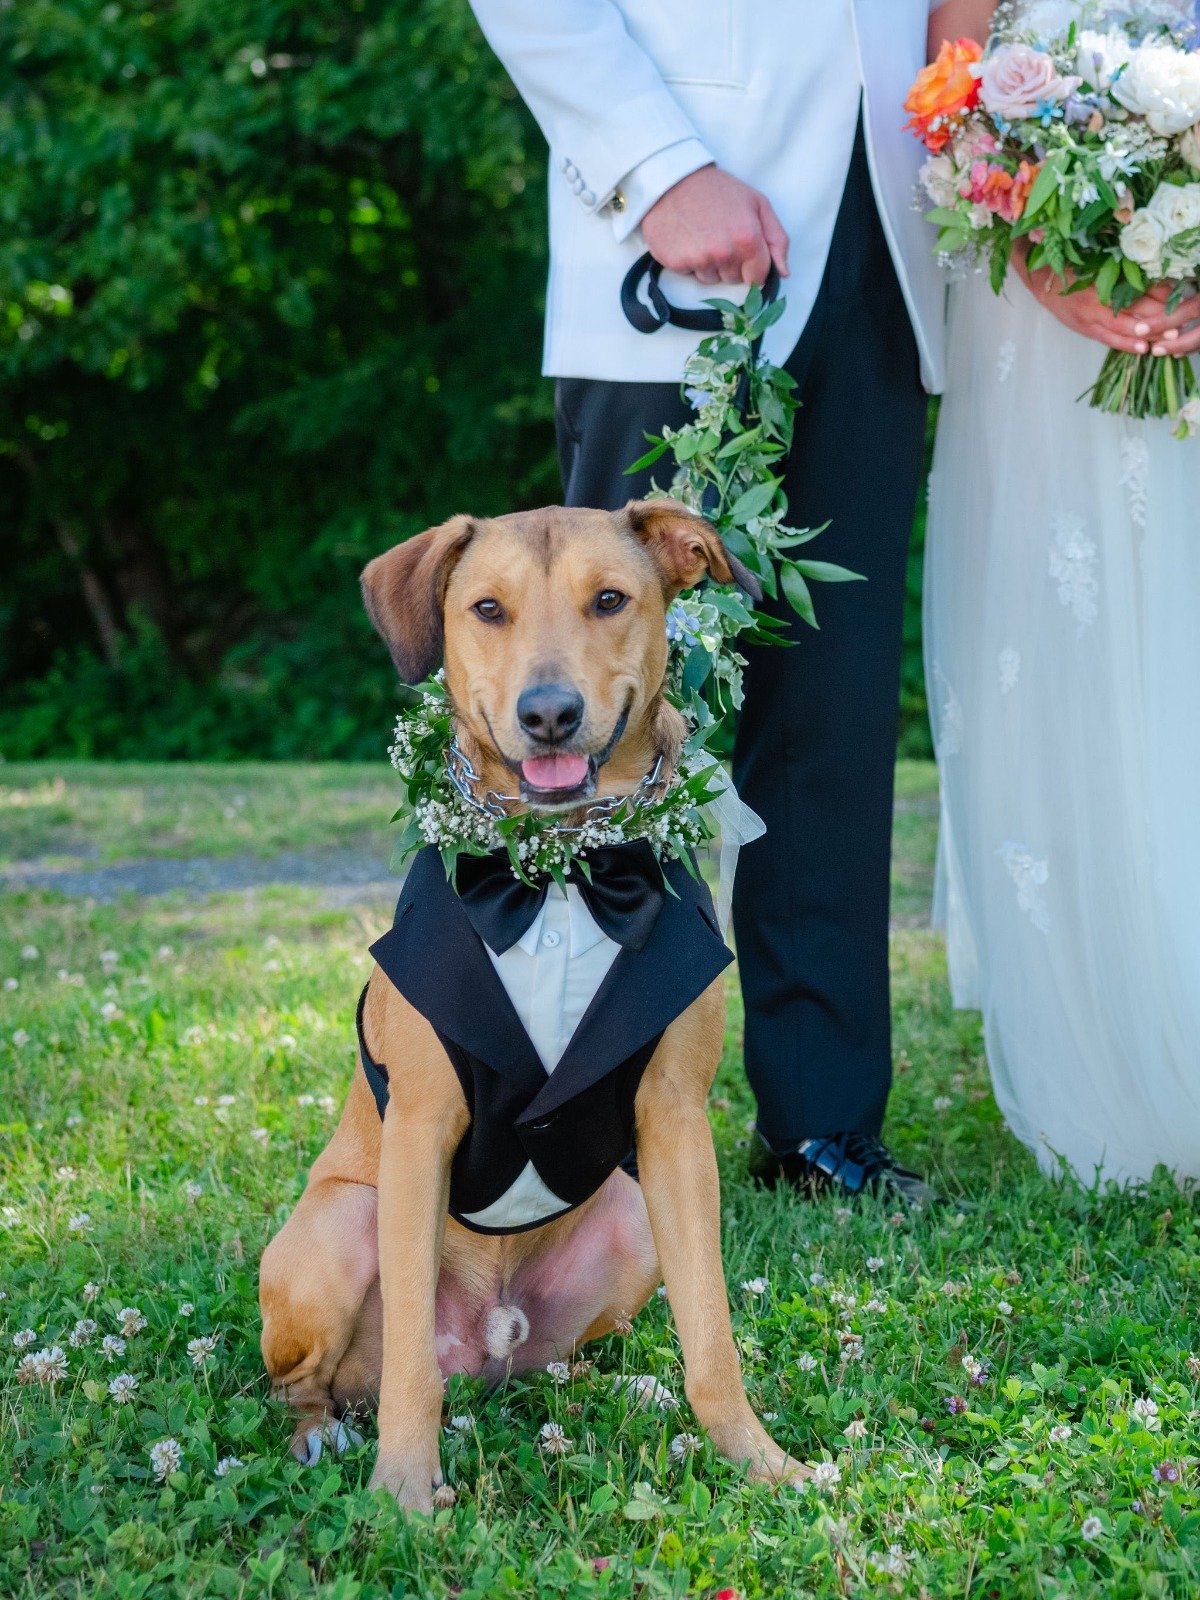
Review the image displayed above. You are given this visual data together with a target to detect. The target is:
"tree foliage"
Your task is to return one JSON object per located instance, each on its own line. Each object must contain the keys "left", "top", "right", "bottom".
{"left": 0, "top": 0, "right": 557, "bottom": 757}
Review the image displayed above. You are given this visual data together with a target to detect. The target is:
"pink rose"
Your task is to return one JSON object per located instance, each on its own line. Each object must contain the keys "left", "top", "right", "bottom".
{"left": 979, "top": 43, "right": 1078, "bottom": 122}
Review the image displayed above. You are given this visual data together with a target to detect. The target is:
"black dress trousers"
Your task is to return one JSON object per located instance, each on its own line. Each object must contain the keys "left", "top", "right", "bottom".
{"left": 553, "top": 127, "right": 928, "bottom": 1149}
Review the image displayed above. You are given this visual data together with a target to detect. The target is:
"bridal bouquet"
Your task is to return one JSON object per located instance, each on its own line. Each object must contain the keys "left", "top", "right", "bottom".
{"left": 905, "top": 2, "right": 1200, "bottom": 434}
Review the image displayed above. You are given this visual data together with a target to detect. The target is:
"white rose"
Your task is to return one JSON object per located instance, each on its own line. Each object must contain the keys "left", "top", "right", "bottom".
{"left": 1112, "top": 42, "right": 1200, "bottom": 137}
{"left": 920, "top": 153, "right": 960, "bottom": 209}
{"left": 1075, "top": 29, "right": 1133, "bottom": 95}
{"left": 1180, "top": 121, "right": 1200, "bottom": 173}
{"left": 1146, "top": 179, "right": 1200, "bottom": 235}
{"left": 1119, "top": 208, "right": 1167, "bottom": 275}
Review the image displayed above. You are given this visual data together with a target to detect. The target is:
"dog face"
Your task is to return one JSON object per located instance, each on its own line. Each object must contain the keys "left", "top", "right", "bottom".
{"left": 362, "top": 501, "right": 759, "bottom": 809}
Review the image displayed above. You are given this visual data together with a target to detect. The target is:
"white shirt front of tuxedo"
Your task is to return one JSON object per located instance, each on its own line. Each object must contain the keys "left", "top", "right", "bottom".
{"left": 467, "top": 0, "right": 946, "bottom": 392}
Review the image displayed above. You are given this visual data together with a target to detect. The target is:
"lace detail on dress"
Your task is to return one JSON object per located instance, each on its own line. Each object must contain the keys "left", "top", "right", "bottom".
{"left": 1049, "top": 513, "right": 1099, "bottom": 633}
{"left": 1119, "top": 436, "right": 1149, "bottom": 530}
{"left": 997, "top": 340, "right": 1017, "bottom": 383}
{"left": 998, "top": 647, "right": 1021, "bottom": 695}
{"left": 932, "top": 662, "right": 964, "bottom": 757}
{"left": 997, "top": 842, "right": 1050, "bottom": 934}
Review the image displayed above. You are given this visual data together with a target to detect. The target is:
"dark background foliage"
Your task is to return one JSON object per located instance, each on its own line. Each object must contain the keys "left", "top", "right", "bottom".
{"left": 0, "top": 0, "right": 931, "bottom": 761}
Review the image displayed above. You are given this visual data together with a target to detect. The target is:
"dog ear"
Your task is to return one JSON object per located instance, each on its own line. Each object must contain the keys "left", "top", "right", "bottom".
{"left": 624, "top": 499, "right": 763, "bottom": 602}
{"left": 360, "top": 516, "right": 475, "bottom": 683}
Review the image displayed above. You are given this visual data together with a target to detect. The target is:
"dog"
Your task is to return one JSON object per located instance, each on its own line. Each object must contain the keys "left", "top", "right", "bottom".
{"left": 259, "top": 499, "right": 807, "bottom": 1510}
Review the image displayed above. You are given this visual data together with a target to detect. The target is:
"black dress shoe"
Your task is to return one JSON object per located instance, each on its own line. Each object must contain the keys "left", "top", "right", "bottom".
{"left": 748, "top": 1129, "right": 934, "bottom": 1207}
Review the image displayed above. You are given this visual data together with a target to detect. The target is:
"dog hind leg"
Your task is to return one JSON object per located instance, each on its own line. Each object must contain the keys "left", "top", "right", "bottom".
{"left": 260, "top": 1177, "right": 379, "bottom": 1464}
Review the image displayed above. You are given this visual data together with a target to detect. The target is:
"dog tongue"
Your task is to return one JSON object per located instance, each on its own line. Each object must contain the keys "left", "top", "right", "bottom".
{"left": 521, "top": 754, "right": 589, "bottom": 791}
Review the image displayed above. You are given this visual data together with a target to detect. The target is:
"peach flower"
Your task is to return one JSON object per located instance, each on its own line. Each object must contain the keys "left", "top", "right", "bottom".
{"left": 905, "top": 39, "right": 984, "bottom": 154}
{"left": 966, "top": 159, "right": 1043, "bottom": 224}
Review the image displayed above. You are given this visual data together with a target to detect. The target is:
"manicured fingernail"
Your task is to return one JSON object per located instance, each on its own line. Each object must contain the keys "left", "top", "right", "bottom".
{"left": 1152, "top": 343, "right": 1166, "bottom": 356}
{"left": 1165, "top": 328, "right": 1179, "bottom": 342}
{"left": 1137, "top": 341, "right": 1150, "bottom": 354}
{"left": 1135, "top": 321, "right": 1151, "bottom": 335}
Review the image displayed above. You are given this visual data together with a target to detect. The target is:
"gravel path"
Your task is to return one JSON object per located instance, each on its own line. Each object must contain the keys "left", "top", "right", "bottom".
{"left": 0, "top": 848, "right": 396, "bottom": 903}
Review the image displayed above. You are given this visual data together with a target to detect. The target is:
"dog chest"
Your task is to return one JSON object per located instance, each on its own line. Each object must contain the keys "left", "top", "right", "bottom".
{"left": 362, "top": 846, "right": 733, "bottom": 1236}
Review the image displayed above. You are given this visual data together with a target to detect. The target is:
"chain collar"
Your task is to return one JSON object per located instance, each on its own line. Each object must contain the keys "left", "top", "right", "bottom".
{"left": 446, "top": 736, "right": 666, "bottom": 835}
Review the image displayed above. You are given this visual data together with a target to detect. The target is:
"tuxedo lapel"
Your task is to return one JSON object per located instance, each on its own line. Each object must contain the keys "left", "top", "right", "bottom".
{"left": 517, "top": 858, "right": 733, "bottom": 1123}
{"left": 369, "top": 850, "right": 545, "bottom": 1088}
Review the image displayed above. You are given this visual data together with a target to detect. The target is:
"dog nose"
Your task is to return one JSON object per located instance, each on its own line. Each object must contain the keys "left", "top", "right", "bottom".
{"left": 517, "top": 683, "right": 584, "bottom": 744}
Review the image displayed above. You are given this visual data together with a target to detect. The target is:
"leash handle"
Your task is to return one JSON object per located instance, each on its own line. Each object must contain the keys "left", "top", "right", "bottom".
{"left": 620, "top": 251, "right": 780, "bottom": 414}
{"left": 620, "top": 251, "right": 779, "bottom": 336}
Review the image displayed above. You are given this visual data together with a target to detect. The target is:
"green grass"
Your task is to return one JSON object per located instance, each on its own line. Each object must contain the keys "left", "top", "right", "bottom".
{"left": 2, "top": 764, "right": 1199, "bottom": 1598}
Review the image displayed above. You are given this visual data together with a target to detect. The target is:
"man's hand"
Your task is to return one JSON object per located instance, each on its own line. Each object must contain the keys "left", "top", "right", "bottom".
{"left": 1014, "top": 241, "right": 1200, "bottom": 356}
{"left": 641, "top": 165, "right": 790, "bottom": 286}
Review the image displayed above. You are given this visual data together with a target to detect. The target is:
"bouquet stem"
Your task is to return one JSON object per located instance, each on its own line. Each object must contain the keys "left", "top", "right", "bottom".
{"left": 1086, "top": 349, "right": 1199, "bottom": 433}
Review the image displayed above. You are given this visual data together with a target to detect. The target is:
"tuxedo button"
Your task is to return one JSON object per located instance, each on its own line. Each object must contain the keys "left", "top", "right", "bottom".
{"left": 580, "top": 189, "right": 596, "bottom": 207}
{"left": 526, "top": 1113, "right": 557, "bottom": 1131}
{"left": 572, "top": 177, "right": 585, "bottom": 196}
{"left": 563, "top": 160, "right": 578, "bottom": 181}
{"left": 541, "top": 929, "right": 561, "bottom": 948}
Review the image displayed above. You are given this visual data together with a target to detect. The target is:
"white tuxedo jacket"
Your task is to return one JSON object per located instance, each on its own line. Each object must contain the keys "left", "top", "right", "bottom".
{"left": 468, "top": 0, "right": 946, "bottom": 393}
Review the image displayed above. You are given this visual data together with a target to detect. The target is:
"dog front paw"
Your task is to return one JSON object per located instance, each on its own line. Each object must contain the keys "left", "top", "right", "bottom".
{"left": 369, "top": 1448, "right": 446, "bottom": 1514}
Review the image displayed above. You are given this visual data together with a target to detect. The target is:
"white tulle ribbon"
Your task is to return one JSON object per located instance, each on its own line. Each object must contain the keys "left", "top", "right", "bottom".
{"left": 702, "top": 767, "right": 766, "bottom": 935}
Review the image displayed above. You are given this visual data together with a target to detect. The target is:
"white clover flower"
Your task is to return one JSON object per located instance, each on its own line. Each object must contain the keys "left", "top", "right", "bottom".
{"left": 933, "top": 1095, "right": 953, "bottom": 1113}
{"left": 446, "top": 1414, "right": 473, "bottom": 1434}
{"left": 11, "top": 1030, "right": 30, "bottom": 1048}
{"left": 834, "top": 1206, "right": 851, "bottom": 1225}
{"left": 108, "top": 1373, "right": 139, "bottom": 1404}
{"left": 1081, "top": 1515, "right": 1103, "bottom": 1541}
{"left": 69, "top": 1319, "right": 97, "bottom": 1348}
{"left": 669, "top": 1432, "right": 701, "bottom": 1461}
{"left": 811, "top": 1459, "right": 842, "bottom": 1492}
{"left": 863, "top": 1298, "right": 888, "bottom": 1316}
{"left": 118, "top": 1307, "right": 147, "bottom": 1337}
{"left": 101, "top": 1335, "right": 126, "bottom": 1361}
{"left": 214, "top": 1456, "right": 243, "bottom": 1476}
{"left": 866, "top": 1256, "right": 885, "bottom": 1272}
{"left": 99, "top": 1002, "right": 121, "bottom": 1022}
{"left": 844, "top": 1419, "right": 868, "bottom": 1440}
{"left": 839, "top": 1334, "right": 865, "bottom": 1364}
{"left": 797, "top": 1353, "right": 818, "bottom": 1373}
{"left": 149, "top": 1438, "right": 183, "bottom": 1482}
{"left": 1132, "top": 1396, "right": 1161, "bottom": 1430}
{"left": 1049, "top": 1424, "right": 1072, "bottom": 1443}
{"left": 12, "top": 1328, "right": 37, "bottom": 1349}
{"left": 296, "top": 1094, "right": 315, "bottom": 1108}
{"left": 250, "top": 1128, "right": 269, "bottom": 1144}
{"left": 21, "top": 945, "right": 38, "bottom": 961}
{"left": 741, "top": 1277, "right": 769, "bottom": 1296}
{"left": 538, "top": 1421, "right": 572, "bottom": 1455}
{"left": 997, "top": 1300, "right": 1013, "bottom": 1316}
{"left": 612, "top": 1374, "right": 677, "bottom": 1410}
{"left": 4, "top": 978, "right": 18, "bottom": 991}
{"left": 217, "top": 1094, "right": 236, "bottom": 1108}
{"left": 68, "top": 1213, "right": 91, "bottom": 1234}
{"left": 183, "top": 1181, "right": 203, "bottom": 1202}
{"left": 187, "top": 1334, "right": 218, "bottom": 1367}
{"left": 809, "top": 1271, "right": 827, "bottom": 1287}
{"left": 178, "top": 1301, "right": 195, "bottom": 1317}
{"left": 157, "top": 945, "right": 175, "bottom": 960}
{"left": 18, "top": 1345, "right": 68, "bottom": 1386}
{"left": 962, "top": 1355, "right": 984, "bottom": 1380}
{"left": 545, "top": 1361, "right": 570, "bottom": 1384}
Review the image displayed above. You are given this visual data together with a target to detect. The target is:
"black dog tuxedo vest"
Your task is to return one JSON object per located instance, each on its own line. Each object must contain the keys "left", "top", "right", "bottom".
{"left": 358, "top": 843, "right": 732, "bottom": 1235}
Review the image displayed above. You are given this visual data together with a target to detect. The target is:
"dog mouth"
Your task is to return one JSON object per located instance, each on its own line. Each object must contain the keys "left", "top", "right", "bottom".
{"left": 509, "top": 701, "right": 632, "bottom": 810}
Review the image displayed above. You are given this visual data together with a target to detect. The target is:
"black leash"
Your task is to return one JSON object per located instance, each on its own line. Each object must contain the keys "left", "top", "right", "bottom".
{"left": 620, "top": 251, "right": 780, "bottom": 414}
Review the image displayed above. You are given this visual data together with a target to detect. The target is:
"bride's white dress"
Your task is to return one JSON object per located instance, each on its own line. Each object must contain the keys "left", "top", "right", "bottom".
{"left": 925, "top": 266, "right": 1200, "bottom": 1185}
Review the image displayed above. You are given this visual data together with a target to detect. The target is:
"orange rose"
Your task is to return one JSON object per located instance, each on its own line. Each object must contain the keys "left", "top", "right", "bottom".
{"left": 905, "top": 38, "right": 984, "bottom": 154}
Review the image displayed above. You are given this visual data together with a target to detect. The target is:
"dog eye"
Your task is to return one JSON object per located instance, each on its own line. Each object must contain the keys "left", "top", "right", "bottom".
{"left": 595, "top": 589, "right": 627, "bottom": 615}
{"left": 472, "top": 598, "right": 505, "bottom": 623}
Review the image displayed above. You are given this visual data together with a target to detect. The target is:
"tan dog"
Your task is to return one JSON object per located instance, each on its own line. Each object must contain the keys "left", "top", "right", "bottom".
{"left": 259, "top": 500, "right": 807, "bottom": 1510}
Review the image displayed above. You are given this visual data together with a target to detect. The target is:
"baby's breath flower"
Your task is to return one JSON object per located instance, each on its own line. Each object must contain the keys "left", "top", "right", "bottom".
{"left": 149, "top": 1438, "right": 183, "bottom": 1482}
{"left": 108, "top": 1373, "right": 138, "bottom": 1404}
{"left": 187, "top": 1334, "right": 218, "bottom": 1367}
{"left": 118, "top": 1307, "right": 147, "bottom": 1336}
{"left": 69, "top": 1319, "right": 97, "bottom": 1348}
{"left": 538, "top": 1421, "right": 572, "bottom": 1455}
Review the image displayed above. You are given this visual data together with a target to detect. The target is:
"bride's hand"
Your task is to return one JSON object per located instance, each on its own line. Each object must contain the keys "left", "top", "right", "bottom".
{"left": 1013, "top": 240, "right": 1200, "bottom": 356}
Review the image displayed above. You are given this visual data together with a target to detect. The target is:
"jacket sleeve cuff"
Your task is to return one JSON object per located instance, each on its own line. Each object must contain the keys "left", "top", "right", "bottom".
{"left": 608, "top": 137, "right": 714, "bottom": 242}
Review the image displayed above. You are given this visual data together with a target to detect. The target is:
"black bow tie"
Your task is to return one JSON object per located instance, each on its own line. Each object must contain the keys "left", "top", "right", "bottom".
{"left": 454, "top": 840, "right": 667, "bottom": 956}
